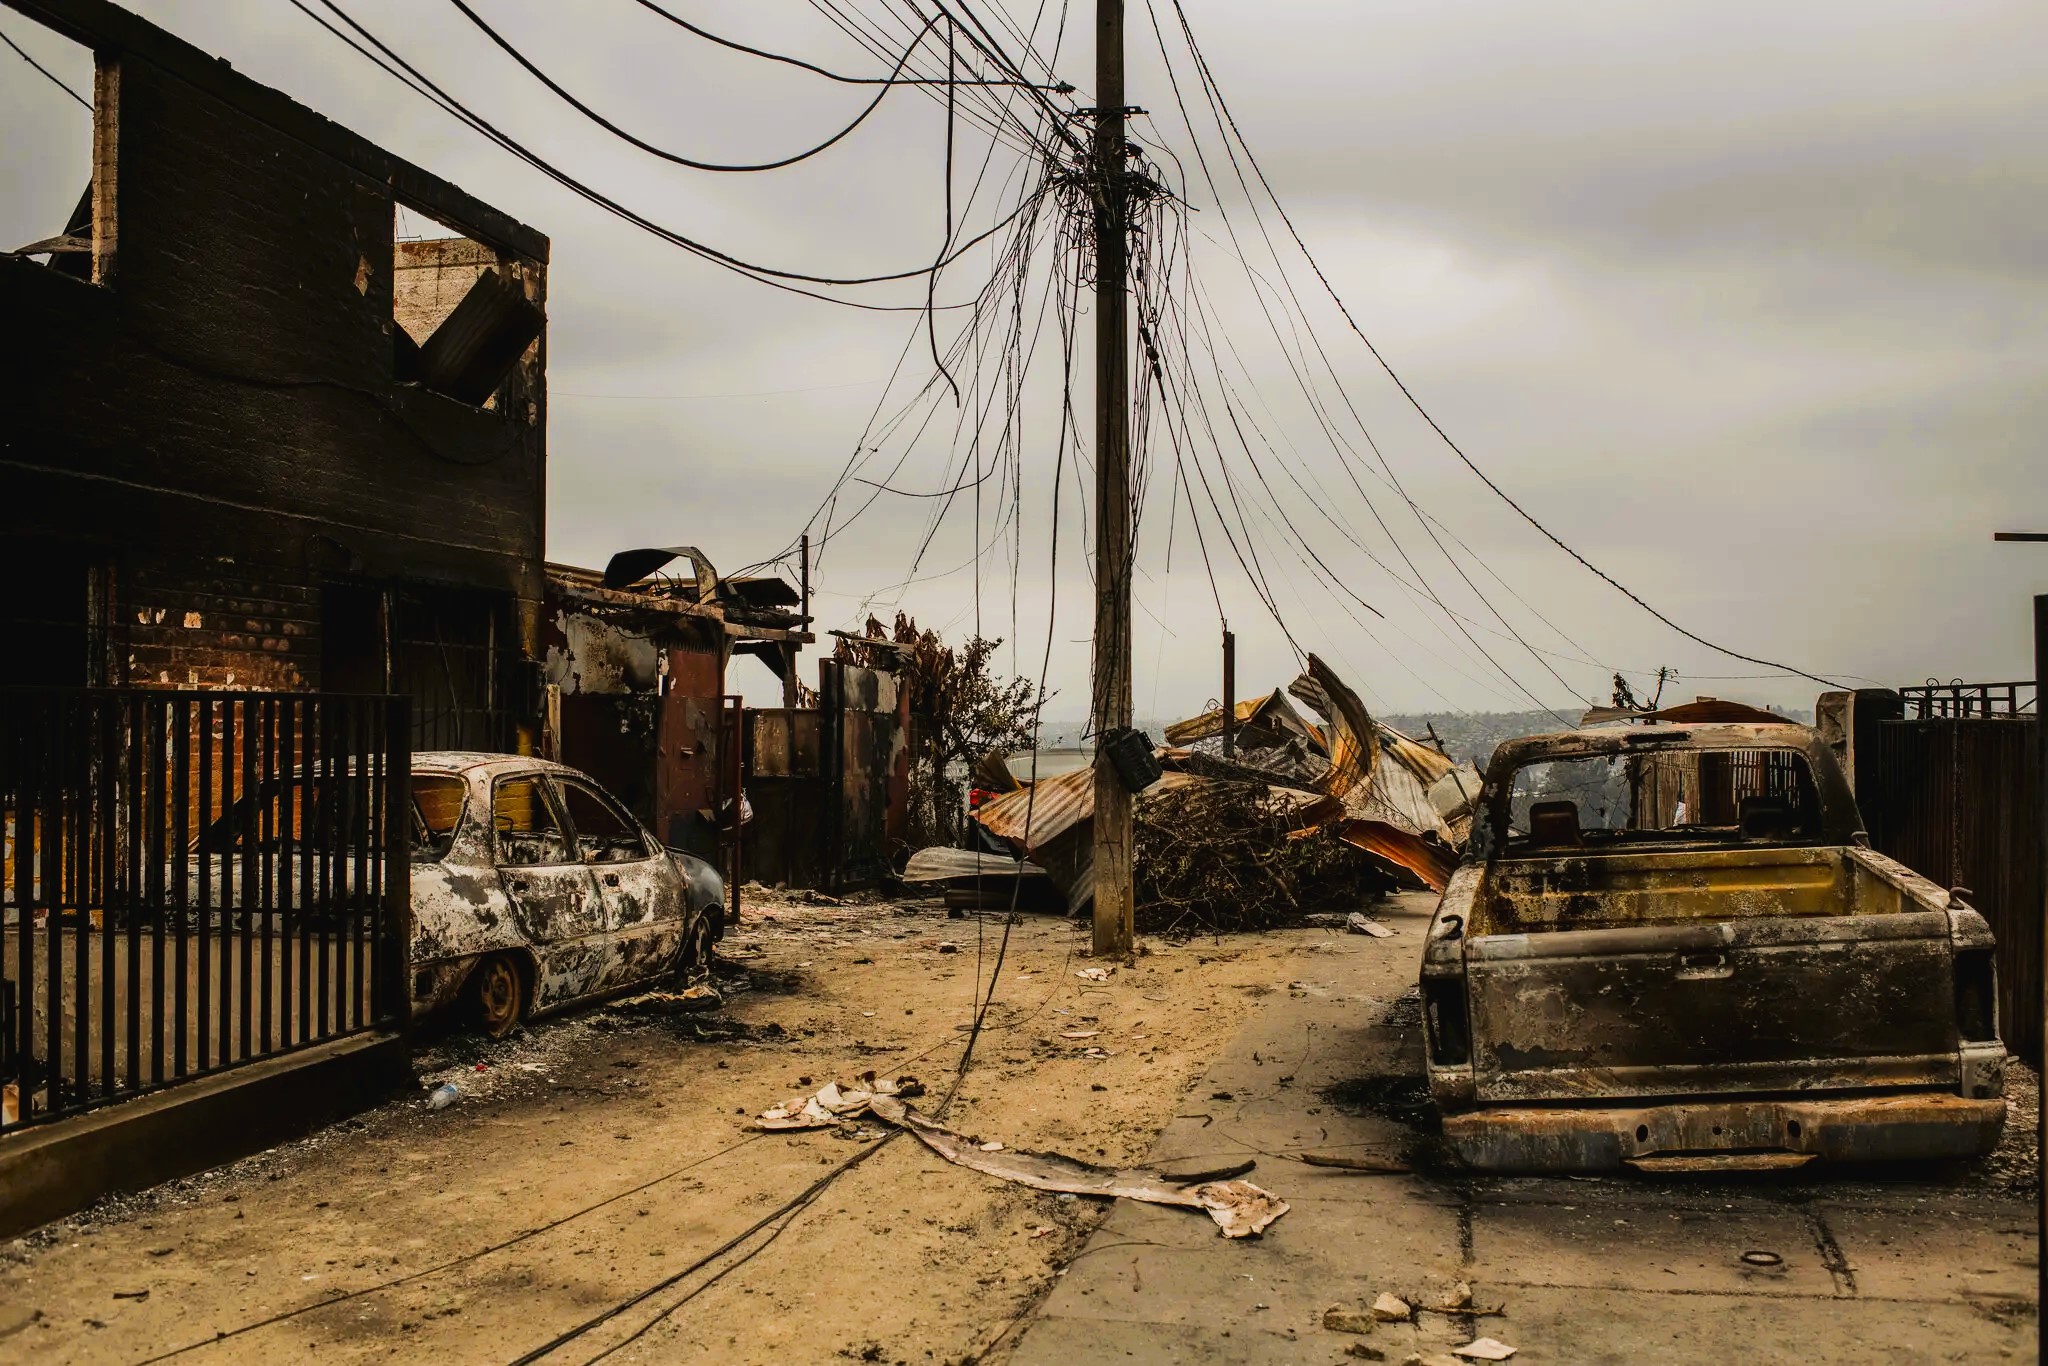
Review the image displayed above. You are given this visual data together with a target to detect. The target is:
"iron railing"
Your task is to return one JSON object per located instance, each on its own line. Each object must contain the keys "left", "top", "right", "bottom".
{"left": 1898, "top": 680, "right": 2036, "bottom": 719}
{"left": 1, "top": 690, "right": 410, "bottom": 1128}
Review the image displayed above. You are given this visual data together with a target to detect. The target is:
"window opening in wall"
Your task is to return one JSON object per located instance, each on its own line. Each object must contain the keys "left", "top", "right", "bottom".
{"left": 0, "top": 541, "right": 106, "bottom": 687}
{"left": 320, "top": 582, "right": 388, "bottom": 696}
{"left": 391, "top": 586, "right": 518, "bottom": 754}
{"left": 391, "top": 202, "right": 544, "bottom": 412}
{"left": 1, "top": 19, "right": 99, "bottom": 282}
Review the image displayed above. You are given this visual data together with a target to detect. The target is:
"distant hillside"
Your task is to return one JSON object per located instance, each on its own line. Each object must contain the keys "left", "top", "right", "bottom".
{"left": 1379, "top": 712, "right": 1563, "bottom": 768}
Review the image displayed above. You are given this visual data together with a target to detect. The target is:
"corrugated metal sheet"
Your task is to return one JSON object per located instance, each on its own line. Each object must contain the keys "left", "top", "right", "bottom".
{"left": 1349, "top": 755, "right": 1439, "bottom": 836}
{"left": 974, "top": 768, "right": 1202, "bottom": 850}
{"left": 1162, "top": 690, "right": 1319, "bottom": 749}
{"left": 1335, "top": 819, "right": 1455, "bottom": 892}
{"left": 901, "top": 847, "right": 1048, "bottom": 882}
{"left": 1379, "top": 725, "right": 1456, "bottom": 787}
{"left": 1287, "top": 655, "right": 1377, "bottom": 798}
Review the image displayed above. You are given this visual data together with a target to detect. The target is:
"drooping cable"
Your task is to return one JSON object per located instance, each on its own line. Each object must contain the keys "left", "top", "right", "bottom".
{"left": 1, "top": 23, "right": 88, "bottom": 109}
{"left": 296, "top": 0, "right": 1054, "bottom": 308}
{"left": 1165, "top": 0, "right": 1848, "bottom": 690}
{"left": 445, "top": 0, "right": 943, "bottom": 173}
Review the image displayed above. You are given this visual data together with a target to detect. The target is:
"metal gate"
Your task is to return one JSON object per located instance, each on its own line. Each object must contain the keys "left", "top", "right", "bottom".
{"left": 1866, "top": 710, "right": 2041, "bottom": 1063}
{"left": 820, "top": 661, "right": 906, "bottom": 893}
{"left": 1, "top": 690, "right": 410, "bottom": 1128}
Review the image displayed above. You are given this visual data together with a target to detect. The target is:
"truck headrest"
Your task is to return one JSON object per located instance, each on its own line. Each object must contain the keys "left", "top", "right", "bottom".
{"left": 1528, "top": 799, "right": 1583, "bottom": 848}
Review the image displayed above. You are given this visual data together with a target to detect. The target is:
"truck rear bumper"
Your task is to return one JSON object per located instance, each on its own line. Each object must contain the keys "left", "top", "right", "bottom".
{"left": 1443, "top": 1092, "right": 2005, "bottom": 1172}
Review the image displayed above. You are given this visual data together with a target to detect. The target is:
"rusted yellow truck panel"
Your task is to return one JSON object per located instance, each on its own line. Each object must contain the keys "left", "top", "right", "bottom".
{"left": 1422, "top": 723, "right": 2006, "bottom": 1172}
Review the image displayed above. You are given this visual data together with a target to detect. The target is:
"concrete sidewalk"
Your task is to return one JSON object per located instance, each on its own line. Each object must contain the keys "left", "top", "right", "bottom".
{"left": 1007, "top": 892, "right": 2038, "bottom": 1365}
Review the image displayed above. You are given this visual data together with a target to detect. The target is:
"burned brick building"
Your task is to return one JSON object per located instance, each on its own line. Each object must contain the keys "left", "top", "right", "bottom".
{"left": 2, "top": 0, "right": 550, "bottom": 749}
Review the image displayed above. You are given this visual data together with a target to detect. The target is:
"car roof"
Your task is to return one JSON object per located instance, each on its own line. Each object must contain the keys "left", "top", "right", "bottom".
{"left": 411, "top": 751, "right": 579, "bottom": 779}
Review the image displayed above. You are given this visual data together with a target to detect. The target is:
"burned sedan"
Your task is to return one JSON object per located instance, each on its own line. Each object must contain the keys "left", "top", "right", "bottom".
{"left": 408, "top": 753, "right": 725, "bottom": 1036}
{"left": 1421, "top": 722, "right": 2004, "bottom": 1172}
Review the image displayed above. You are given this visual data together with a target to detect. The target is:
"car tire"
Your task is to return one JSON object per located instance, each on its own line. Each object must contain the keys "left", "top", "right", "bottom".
{"left": 682, "top": 911, "right": 716, "bottom": 981}
{"left": 465, "top": 953, "right": 526, "bottom": 1039}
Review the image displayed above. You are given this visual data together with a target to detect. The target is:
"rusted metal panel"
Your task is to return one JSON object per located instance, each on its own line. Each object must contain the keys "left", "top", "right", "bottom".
{"left": 1866, "top": 713, "right": 2041, "bottom": 1063}
{"left": 1333, "top": 820, "right": 1453, "bottom": 892}
{"left": 553, "top": 694, "right": 658, "bottom": 826}
{"left": 1424, "top": 722, "right": 2006, "bottom": 1170}
{"left": 655, "top": 641, "right": 725, "bottom": 862}
{"left": 822, "top": 661, "right": 900, "bottom": 892}
{"left": 747, "top": 709, "right": 822, "bottom": 779}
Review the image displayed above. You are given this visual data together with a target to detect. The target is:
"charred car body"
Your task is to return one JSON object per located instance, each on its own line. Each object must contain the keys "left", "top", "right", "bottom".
{"left": 1421, "top": 723, "right": 2004, "bottom": 1172}
{"left": 407, "top": 754, "right": 725, "bottom": 1036}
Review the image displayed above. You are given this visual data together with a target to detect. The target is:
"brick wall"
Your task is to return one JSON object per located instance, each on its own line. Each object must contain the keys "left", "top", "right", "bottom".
{"left": 118, "top": 553, "right": 317, "bottom": 691}
{"left": 0, "top": 1, "right": 549, "bottom": 707}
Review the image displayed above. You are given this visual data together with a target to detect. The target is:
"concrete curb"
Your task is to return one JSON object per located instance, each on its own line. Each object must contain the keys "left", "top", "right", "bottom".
{"left": 0, "top": 1032, "right": 410, "bottom": 1239}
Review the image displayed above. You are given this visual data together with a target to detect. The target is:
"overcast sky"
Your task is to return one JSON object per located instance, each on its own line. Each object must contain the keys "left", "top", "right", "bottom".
{"left": 5, "top": 1, "right": 2043, "bottom": 721}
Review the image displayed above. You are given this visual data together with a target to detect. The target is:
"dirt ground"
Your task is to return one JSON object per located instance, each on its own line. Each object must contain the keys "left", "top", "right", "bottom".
{"left": 0, "top": 887, "right": 1368, "bottom": 1364}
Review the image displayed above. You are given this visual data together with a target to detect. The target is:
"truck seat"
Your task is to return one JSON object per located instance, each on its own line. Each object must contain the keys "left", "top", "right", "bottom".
{"left": 1527, "top": 800, "right": 1583, "bottom": 848}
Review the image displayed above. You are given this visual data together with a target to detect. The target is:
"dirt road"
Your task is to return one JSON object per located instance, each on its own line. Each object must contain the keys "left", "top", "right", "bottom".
{"left": 0, "top": 889, "right": 1357, "bottom": 1364}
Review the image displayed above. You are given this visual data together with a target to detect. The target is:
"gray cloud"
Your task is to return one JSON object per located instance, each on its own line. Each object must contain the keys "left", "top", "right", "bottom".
{"left": 3, "top": 0, "right": 2041, "bottom": 718}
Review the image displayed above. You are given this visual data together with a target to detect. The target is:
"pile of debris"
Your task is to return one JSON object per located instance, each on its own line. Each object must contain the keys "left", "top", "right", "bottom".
{"left": 1131, "top": 779, "right": 1388, "bottom": 935}
{"left": 965, "top": 654, "right": 1483, "bottom": 925}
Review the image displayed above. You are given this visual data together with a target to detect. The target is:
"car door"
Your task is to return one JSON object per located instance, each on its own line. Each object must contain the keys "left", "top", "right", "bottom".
{"left": 489, "top": 773, "right": 605, "bottom": 1009}
{"left": 557, "top": 776, "right": 685, "bottom": 990}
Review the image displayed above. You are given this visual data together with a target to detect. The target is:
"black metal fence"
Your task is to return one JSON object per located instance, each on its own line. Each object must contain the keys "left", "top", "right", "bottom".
{"left": 1, "top": 690, "right": 410, "bottom": 1129}
{"left": 1865, "top": 712, "right": 2041, "bottom": 1063}
{"left": 1897, "top": 679, "right": 2036, "bottom": 719}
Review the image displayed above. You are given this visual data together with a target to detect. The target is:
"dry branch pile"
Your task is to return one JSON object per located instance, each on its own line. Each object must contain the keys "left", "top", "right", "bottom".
{"left": 1133, "top": 782, "right": 1393, "bottom": 937}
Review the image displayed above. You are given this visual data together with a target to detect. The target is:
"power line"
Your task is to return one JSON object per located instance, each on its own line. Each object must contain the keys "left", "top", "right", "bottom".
{"left": 295, "top": 0, "right": 1053, "bottom": 309}
{"left": 2, "top": 23, "right": 89, "bottom": 109}
{"left": 445, "top": 0, "right": 946, "bottom": 173}
{"left": 627, "top": 0, "right": 1064, "bottom": 89}
{"left": 1164, "top": 0, "right": 1848, "bottom": 691}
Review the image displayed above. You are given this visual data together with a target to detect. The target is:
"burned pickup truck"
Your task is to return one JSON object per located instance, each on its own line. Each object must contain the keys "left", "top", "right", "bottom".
{"left": 1421, "top": 722, "right": 2005, "bottom": 1172}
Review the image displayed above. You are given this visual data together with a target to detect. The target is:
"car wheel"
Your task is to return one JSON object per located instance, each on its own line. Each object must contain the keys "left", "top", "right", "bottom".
{"left": 466, "top": 953, "right": 526, "bottom": 1039}
{"left": 682, "top": 911, "right": 716, "bottom": 981}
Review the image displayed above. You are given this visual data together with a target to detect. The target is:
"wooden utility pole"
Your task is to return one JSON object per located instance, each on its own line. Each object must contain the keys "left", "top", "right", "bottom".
{"left": 1091, "top": 0, "right": 1134, "bottom": 958}
{"left": 1221, "top": 627, "right": 1237, "bottom": 758}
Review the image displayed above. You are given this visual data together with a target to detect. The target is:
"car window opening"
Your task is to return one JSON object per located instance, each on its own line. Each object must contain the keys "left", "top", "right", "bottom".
{"left": 493, "top": 775, "right": 573, "bottom": 866}
{"left": 1503, "top": 748, "right": 1822, "bottom": 854}
{"left": 558, "top": 780, "right": 649, "bottom": 864}
{"left": 411, "top": 774, "right": 467, "bottom": 861}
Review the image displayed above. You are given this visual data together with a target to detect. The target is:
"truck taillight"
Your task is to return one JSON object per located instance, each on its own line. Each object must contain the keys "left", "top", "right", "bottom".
{"left": 1424, "top": 978, "right": 1471, "bottom": 1066}
{"left": 1954, "top": 949, "right": 1997, "bottom": 1042}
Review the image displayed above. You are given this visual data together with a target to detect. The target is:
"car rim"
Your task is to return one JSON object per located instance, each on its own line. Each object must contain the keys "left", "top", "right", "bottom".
{"left": 477, "top": 958, "right": 520, "bottom": 1034}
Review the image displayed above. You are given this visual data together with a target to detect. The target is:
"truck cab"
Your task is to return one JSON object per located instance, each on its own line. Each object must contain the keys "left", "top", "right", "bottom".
{"left": 1421, "top": 722, "right": 2005, "bottom": 1172}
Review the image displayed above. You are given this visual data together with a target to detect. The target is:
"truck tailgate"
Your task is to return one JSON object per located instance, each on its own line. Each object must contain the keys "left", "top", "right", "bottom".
{"left": 1465, "top": 909, "right": 1960, "bottom": 1102}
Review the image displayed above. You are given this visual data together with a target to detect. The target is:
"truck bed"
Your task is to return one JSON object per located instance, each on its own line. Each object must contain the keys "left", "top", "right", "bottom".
{"left": 1458, "top": 846, "right": 1975, "bottom": 1104}
{"left": 1476, "top": 843, "right": 1916, "bottom": 935}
